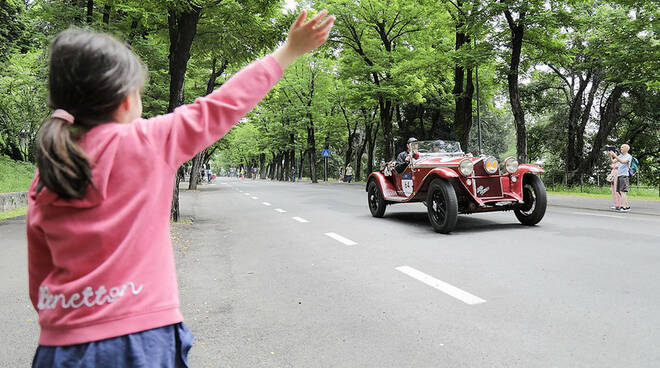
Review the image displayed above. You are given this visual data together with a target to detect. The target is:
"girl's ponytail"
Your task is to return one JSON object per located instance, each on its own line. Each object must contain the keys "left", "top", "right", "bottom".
{"left": 36, "top": 112, "right": 92, "bottom": 200}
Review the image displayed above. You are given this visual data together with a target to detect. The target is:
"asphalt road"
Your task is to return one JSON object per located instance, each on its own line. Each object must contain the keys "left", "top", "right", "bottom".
{"left": 1, "top": 177, "right": 659, "bottom": 367}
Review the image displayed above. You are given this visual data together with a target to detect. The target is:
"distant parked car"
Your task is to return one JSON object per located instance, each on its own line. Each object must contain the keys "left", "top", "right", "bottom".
{"left": 366, "top": 140, "right": 547, "bottom": 233}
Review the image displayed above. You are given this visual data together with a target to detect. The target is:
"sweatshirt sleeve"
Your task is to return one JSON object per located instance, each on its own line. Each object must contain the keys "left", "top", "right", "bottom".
{"left": 134, "top": 55, "right": 283, "bottom": 169}
{"left": 27, "top": 219, "right": 53, "bottom": 311}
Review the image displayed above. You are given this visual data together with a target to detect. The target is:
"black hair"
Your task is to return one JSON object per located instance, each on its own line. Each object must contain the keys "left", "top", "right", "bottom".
{"left": 37, "top": 28, "right": 146, "bottom": 200}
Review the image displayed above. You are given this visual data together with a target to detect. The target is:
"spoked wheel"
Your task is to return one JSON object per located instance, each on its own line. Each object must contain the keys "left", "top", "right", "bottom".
{"left": 367, "top": 180, "right": 386, "bottom": 217}
{"left": 427, "top": 179, "right": 458, "bottom": 234}
{"left": 514, "top": 174, "right": 547, "bottom": 226}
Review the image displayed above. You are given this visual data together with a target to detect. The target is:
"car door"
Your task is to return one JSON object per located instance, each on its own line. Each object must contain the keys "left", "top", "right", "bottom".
{"left": 393, "top": 166, "right": 414, "bottom": 198}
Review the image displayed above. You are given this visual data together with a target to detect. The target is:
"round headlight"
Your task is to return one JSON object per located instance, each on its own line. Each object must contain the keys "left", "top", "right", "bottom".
{"left": 459, "top": 159, "right": 474, "bottom": 176}
{"left": 504, "top": 156, "right": 519, "bottom": 174}
{"left": 484, "top": 156, "right": 498, "bottom": 174}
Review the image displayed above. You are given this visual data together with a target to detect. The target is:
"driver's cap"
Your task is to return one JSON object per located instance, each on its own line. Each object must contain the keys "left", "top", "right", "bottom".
{"left": 407, "top": 137, "right": 418, "bottom": 144}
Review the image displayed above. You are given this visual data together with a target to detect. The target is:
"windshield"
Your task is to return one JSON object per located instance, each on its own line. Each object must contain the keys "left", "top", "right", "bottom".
{"left": 415, "top": 140, "right": 462, "bottom": 155}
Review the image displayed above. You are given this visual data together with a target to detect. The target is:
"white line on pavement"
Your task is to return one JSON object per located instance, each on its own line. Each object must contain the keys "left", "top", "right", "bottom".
{"left": 324, "top": 232, "right": 357, "bottom": 246}
{"left": 395, "top": 266, "right": 486, "bottom": 305}
{"left": 244, "top": 193, "right": 250, "bottom": 196}
{"left": 572, "top": 211, "right": 626, "bottom": 219}
{"left": 292, "top": 217, "right": 309, "bottom": 223}
{"left": 275, "top": 208, "right": 287, "bottom": 213}
{"left": 251, "top": 196, "right": 258, "bottom": 200}
{"left": 262, "top": 202, "right": 271, "bottom": 206}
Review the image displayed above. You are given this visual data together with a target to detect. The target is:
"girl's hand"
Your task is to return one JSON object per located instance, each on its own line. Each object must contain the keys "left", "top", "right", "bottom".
{"left": 272, "top": 10, "right": 335, "bottom": 69}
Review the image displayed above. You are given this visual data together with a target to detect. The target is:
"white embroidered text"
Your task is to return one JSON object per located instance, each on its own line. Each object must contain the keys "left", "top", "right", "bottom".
{"left": 37, "top": 282, "right": 143, "bottom": 310}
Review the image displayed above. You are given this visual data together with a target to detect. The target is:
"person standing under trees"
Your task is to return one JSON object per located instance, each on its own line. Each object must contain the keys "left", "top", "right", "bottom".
{"left": 27, "top": 10, "right": 334, "bottom": 367}
{"left": 608, "top": 154, "right": 622, "bottom": 211}
{"left": 610, "top": 144, "right": 632, "bottom": 212}
{"left": 344, "top": 163, "right": 353, "bottom": 183}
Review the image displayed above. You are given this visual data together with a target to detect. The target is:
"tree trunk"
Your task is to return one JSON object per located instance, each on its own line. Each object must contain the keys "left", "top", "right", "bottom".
{"left": 168, "top": 4, "right": 201, "bottom": 222}
{"left": 259, "top": 153, "right": 266, "bottom": 179}
{"left": 355, "top": 130, "right": 368, "bottom": 182}
{"left": 86, "top": 0, "right": 93, "bottom": 24}
{"left": 504, "top": 10, "right": 527, "bottom": 163}
{"left": 380, "top": 99, "right": 394, "bottom": 160}
{"left": 307, "top": 115, "right": 317, "bottom": 183}
{"left": 102, "top": 4, "right": 110, "bottom": 24}
{"left": 453, "top": 28, "right": 474, "bottom": 152}
{"left": 574, "top": 85, "right": 625, "bottom": 179}
{"left": 188, "top": 151, "right": 205, "bottom": 190}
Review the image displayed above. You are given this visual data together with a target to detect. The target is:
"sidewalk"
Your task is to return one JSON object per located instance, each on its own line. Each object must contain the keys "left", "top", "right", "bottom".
{"left": 547, "top": 194, "right": 660, "bottom": 216}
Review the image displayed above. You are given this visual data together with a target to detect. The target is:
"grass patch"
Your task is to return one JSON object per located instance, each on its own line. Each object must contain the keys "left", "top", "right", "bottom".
{"left": 547, "top": 185, "right": 660, "bottom": 201}
{"left": 0, "top": 206, "right": 27, "bottom": 220}
{"left": 0, "top": 155, "right": 35, "bottom": 193}
{"left": 171, "top": 218, "right": 193, "bottom": 225}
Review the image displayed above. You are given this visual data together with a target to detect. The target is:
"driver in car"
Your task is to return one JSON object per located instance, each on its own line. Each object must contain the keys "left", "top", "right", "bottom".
{"left": 395, "top": 137, "right": 418, "bottom": 173}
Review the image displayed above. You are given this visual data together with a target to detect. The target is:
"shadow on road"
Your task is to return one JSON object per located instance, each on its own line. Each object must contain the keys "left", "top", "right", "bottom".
{"left": 380, "top": 211, "right": 529, "bottom": 234}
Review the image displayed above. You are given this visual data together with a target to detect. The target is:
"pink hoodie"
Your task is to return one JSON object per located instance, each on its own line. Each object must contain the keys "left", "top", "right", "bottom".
{"left": 27, "top": 56, "right": 283, "bottom": 346}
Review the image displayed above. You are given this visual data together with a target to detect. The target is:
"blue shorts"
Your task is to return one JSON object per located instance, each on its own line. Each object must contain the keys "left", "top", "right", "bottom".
{"left": 32, "top": 322, "right": 193, "bottom": 368}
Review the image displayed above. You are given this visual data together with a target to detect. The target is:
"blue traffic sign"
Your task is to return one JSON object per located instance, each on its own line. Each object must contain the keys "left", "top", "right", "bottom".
{"left": 322, "top": 149, "right": 330, "bottom": 157}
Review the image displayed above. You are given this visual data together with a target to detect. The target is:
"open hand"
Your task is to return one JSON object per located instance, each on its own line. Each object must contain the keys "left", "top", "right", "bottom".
{"left": 272, "top": 10, "right": 335, "bottom": 69}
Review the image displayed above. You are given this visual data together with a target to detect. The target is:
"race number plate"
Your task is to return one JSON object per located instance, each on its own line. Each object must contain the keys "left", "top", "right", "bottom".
{"left": 402, "top": 172, "right": 413, "bottom": 197}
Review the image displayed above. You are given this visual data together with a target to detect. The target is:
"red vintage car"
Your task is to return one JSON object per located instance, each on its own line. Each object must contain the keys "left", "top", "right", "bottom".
{"left": 366, "top": 140, "right": 547, "bottom": 233}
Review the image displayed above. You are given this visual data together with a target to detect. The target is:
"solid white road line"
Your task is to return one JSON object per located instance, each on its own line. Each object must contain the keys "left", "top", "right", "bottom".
{"left": 262, "top": 202, "right": 271, "bottom": 206}
{"left": 572, "top": 211, "right": 626, "bottom": 219}
{"left": 292, "top": 217, "right": 309, "bottom": 223}
{"left": 251, "top": 196, "right": 258, "bottom": 200}
{"left": 275, "top": 208, "right": 287, "bottom": 213}
{"left": 395, "top": 266, "right": 486, "bottom": 305}
{"left": 324, "top": 232, "right": 357, "bottom": 246}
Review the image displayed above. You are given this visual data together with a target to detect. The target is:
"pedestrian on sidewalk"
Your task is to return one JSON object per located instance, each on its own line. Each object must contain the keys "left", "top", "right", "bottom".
{"left": 608, "top": 154, "right": 622, "bottom": 210}
{"left": 27, "top": 10, "right": 334, "bottom": 367}
{"left": 609, "top": 144, "right": 632, "bottom": 212}
{"left": 345, "top": 163, "right": 353, "bottom": 183}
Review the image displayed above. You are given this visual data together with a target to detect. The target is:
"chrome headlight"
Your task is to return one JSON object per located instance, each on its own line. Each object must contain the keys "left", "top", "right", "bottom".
{"left": 459, "top": 159, "right": 474, "bottom": 176}
{"left": 504, "top": 156, "right": 519, "bottom": 174}
{"left": 484, "top": 156, "right": 498, "bottom": 174}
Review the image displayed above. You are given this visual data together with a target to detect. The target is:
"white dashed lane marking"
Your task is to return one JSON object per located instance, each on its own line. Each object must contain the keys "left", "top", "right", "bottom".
{"left": 324, "top": 232, "right": 357, "bottom": 246}
{"left": 262, "top": 202, "right": 271, "bottom": 206}
{"left": 275, "top": 208, "right": 287, "bottom": 213}
{"left": 251, "top": 196, "right": 258, "bottom": 200}
{"left": 292, "top": 217, "right": 309, "bottom": 223}
{"left": 396, "top": 266, "right": 486, "bottom": 305}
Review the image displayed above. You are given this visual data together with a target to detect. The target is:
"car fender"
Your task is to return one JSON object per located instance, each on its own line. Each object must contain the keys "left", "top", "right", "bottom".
{"left": 425, "top": 167, "right": 459, "bottom": 179}
{"left": 516, "top": 164, "right": 544, "bottom": 175}
{"left": 366, "top": 172, "right": 398, "bottom": 198}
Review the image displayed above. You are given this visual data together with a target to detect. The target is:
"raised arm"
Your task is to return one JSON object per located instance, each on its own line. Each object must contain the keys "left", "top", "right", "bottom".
{"left": 134, "top": 10, "right": 335, "bottom": 170}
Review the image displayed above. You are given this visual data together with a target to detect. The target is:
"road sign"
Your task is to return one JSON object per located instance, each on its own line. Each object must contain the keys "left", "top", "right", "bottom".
{"left": 322, "top": 149, "right": 330, "bottom": 157}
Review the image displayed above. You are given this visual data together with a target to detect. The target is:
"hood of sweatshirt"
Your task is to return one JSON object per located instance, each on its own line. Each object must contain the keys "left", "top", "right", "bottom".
{"left": 29, "top": 123, "right": 123, "bottom": 209}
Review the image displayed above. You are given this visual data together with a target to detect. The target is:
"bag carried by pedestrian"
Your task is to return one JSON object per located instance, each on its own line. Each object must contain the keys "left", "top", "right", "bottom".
{"left": 628, "top": 156, "right": 639, "bottom": 177}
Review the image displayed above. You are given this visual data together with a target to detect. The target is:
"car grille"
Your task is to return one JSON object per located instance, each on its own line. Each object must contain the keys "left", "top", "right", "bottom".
{"left": 474, "top": 177, "right": 503, "bottom": 198}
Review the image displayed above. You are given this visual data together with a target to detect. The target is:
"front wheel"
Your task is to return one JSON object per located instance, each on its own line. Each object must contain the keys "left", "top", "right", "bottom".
{"left": 514, "top": 174, "right": 547, "bottom": 226}
{"left": 367, "top": 180, "right": 386, "bottom": 218}
{"left": 427, "top": 179, "right": 458, "bottom": 234}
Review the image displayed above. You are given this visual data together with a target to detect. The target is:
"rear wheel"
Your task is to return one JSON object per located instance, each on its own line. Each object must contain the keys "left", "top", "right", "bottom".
{"left": 367, "top": 180, "right": 386, "bottom": 217}
{"left": 427, "top": 179, "right": 458, "bottom": 234}
{"left": 514, "top": 174, "right": 547, "bottom": 226}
